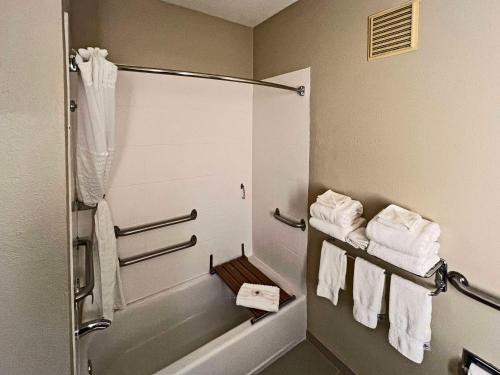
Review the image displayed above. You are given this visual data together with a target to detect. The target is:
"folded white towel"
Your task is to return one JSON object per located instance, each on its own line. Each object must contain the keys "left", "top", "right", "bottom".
{"left": 366, "top": 215, "right": 440, "bottom": 258}
{"left": 347, "top": 227, "right": 370, "bottom": 250}
{"left": 317, "top": 241, "right": 347, "bottom": 306}
{"left": 317, "top": 189, "right": 351, "bottom": 209}
{"left": 310, "top": 200, "right": 363, "bottom": 228}
{"left": 353, "top": 258, "right": 386, "bottom": 329}
{"left": 310, "top": 216, "right": 366, "bottom": 242}
{"left": 389, "top": 275, "right": 432, "bottom": 364}
{"left": 236, "top": 283, "right": 280, "bottom": 312}
{"left": 367, "top": 241, "right": 440, "bottom": 277}
{"left": 376, "top": 204, "right": 422, "bottom": 232}
{"left": 469, "top": 363, "right": 493, "bottom": 375}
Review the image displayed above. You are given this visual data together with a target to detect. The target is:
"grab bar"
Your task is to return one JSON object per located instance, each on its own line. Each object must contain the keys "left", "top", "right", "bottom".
{"left": 114, "top": 209, "right": 197, "bottom": 237}
{"left": 75, "top": 318, "right": 112, "bottom": 338}
{"left": 74, "top": 238, "right": 94, "bottom": 303}
{"left": 273, "top": 208, "right": 306, "bottom": 231}
{"left": 448, "top": 271, "right": 500, "bottom": 311}
{"left": 119, "top": 235, "right": 197, "bottom": 267}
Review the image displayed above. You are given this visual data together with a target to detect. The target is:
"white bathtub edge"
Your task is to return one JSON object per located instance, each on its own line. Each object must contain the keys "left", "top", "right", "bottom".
{"left": 157, "top": 295, "right": 306, "bottom": 375}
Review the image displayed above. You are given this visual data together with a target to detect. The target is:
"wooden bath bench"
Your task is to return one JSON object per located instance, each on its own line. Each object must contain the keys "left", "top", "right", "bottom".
{"left": 210, "top": 254, "right": 296, "bottom": 324}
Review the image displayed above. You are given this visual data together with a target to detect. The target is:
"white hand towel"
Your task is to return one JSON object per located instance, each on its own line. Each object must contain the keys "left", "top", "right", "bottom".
{"left": 347, "top": 227, "right": 370, "bottom": 250}
{"left": 376, "top": 204, "right": 422, "bottom": 232}
{"left": 317, "top": 189, "right": 351, "bottom": 209}
{"left": 366, "top": 216, "right": 440, "bottom": 257}
{"left": 310, "top": 216, "right": 366, "bottom": 242}
{"left": 93, "top": 200, "right": 126, "bottom": 320}
{"left": 367, "top": 241, "right": 440, "bottom": 277}
{"left": 236, "top": 283, "right": 280, "bottom": 312}
{"left": 317, "top": 241, "right": 347, "bottom": 306}
{"left": 310, "top": 200, "right": 363, "bottom": 227}
{"left": 469, "top": 363, "right": 493, "bottom": 375}
{"left": 353, "top": 258, "right": 386, "bottom": 329}
{"left": 389, "top": 275, "right": 432, "bottom": 364}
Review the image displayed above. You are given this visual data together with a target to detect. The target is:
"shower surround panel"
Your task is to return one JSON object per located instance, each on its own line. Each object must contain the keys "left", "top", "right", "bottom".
{"left": 108, "top": 71, "right": 253, "bottom": 302}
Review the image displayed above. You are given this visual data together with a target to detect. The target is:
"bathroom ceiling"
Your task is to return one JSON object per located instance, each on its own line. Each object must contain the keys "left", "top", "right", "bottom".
{"left": 161, "top": 0, "right": 299, "bottom": 27}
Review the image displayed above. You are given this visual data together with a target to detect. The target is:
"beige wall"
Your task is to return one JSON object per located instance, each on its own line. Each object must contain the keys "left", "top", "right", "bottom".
{"left": 0, "top": 0, "right": 72, "bottom": 374}
{"left": 69, "top": 0, "right": 253, "bottom": 77}
{"left": 254, "top": 0, "right": 500, "bottom": 373}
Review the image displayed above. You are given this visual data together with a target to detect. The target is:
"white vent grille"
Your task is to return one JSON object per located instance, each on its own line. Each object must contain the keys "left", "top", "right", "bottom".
{"left": 368, "top": 0, "right": 419, "bottom": 60}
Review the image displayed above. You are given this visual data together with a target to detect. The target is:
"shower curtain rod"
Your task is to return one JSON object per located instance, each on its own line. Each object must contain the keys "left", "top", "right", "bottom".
{"left": 69, "top": 55, "right": 305, "bottom": 96}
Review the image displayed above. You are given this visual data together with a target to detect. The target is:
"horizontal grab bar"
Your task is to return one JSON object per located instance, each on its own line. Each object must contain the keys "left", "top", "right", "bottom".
{"left": 119, "top": 235, "right": 197, "bottom": 267}
{"left": 74, "top": 238, "right": 94, "bottom": 303}
{"left": 273, "top": 208, "right": 306, "bottom": 231}
{"left": 448, "top": 271, "right": 500, "bottom": 311}
{"left": 114, "top": 209, "right": 197, "bottom": 237}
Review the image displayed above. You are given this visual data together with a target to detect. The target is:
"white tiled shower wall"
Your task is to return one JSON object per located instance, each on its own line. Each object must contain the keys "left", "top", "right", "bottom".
{"left": 72, "top": 68, "right": 310, "bottom": 303}
{"left": 252, "top": 68, "right": 310, "bottom": 295}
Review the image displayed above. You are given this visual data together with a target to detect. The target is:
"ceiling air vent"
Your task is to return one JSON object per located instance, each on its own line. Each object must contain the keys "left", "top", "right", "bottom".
{"left": 368, "top": 0, "right": 419, "bottom": 61}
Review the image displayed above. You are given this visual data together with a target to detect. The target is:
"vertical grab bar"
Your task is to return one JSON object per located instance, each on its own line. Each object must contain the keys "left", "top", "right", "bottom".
{"left": 73, "top": 238, "right": 112, "bottom": 338}
{"left": 74, "top": 238, "right": 94, "bottom": 303}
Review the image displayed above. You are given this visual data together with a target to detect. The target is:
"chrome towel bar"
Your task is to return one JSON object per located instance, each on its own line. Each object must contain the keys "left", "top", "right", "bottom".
{"left": 119, "top": 235, "right": 197, "bottom": 267}
{"left": 114, "top": 209, "right": 197, "bottom": 237}
{"left": 448, "top": 271, "right": 500, "bottom": 311}
{"left": 273, "top": 208, "right": 306, "bottom": 231}
{"left": 74, "top": 238, "right": 95, "bottom": 303}
{"left": 325, "top": 237, "right": 448, "bottom": 296}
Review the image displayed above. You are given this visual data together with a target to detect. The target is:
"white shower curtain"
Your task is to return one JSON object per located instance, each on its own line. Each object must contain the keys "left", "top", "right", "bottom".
{"left": 75, "top": 47, "right": 125, "bottom": 321}
{"left": 75, "top": 47, "right": 117, "bottom": 206}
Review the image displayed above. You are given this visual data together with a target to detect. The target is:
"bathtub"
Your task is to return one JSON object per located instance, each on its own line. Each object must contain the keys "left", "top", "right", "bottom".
{"left": 81, "top": 257, "right": 306, "bottom": 375}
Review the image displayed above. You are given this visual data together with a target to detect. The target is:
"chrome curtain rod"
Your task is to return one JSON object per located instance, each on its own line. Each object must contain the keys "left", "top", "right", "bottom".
{"left": 69, "top": 55, "right": 305, "bottom": 96}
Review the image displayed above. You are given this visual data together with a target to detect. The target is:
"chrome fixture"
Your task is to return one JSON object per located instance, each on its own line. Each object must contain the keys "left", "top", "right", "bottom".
{"left": 240, "top": 184, "right": 246, "bottom": 199}
{"left": 273, "top": 208, "right": 306, "bottom": 231}
{"left": 69, "top": 55, "right": 305, "bottom": 96}
{"left": 448, "top": 271, "right": 500, "bottom": 310}
{"left": 119, "top": 235, "right": 197, "bottom": 267}
{"left": 114, "top": 209, "right": 197, "bottom": 237}
{"left": 75, "top": 319, "right": 112, "bottom": 338}
{"left": 74, "top": 238, "right": 94, "bottom": 303}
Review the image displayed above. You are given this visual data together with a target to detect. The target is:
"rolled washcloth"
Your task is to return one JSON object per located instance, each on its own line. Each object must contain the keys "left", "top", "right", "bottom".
{"left": 367, "top": 241, "right": 441, "bottom": 277}
{"left": 346, "top": 227, "right": 370, "bottom": 250}
{"left": 310, "top": 216, "right": 366, "bottom": 242}
{"left": 236, "top": 283, "right": 280, "bottom": 312}
{"left": 366, "top": 215, "right": 440, "bottom": 258}
{"left": 376, "top": 204, "right": 422, "bottom": 232}
{"left": 310, "top": 200, "right": 363, "bottom": 228}
{"left": 316, "top": 189, "right": 351, "bottom": 209}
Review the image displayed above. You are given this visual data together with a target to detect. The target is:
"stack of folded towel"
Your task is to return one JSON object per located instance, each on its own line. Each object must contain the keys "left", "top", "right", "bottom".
{"left": 236, "top": 283, "right": 280, "bottom": 312}
{"left": 366, "top": 204, "right": 441, "bottom": 277}
{"left": 309, "top": 190, "right": 366, "bottom": 242}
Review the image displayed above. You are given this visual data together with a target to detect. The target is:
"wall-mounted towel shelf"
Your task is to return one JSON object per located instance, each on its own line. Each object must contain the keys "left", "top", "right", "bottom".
{"left": 448, "top": 272, "right": 500, "bottom": 311}
{"left": 210, "top": 252, "right": 296, "bottom": 324}
{"left": 114, "top": 209, "right": 197, "bottom": 237}
{"left": 119, "top": 235, "right": 197, "bottom": 267}
{"left": 273, "top": 208, "right": 306, "bottom": 231}
{"left": 323, "top": 236, "right": 448, "bottom": 296}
